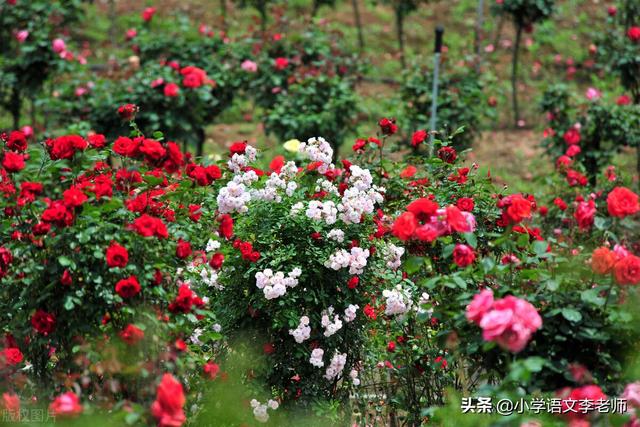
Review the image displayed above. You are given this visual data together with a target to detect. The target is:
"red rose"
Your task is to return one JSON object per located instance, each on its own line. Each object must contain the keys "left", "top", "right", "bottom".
{"left": 453, "top": 244, "right": 476, "bottom": 267}
{"left": 209, "top": 253, "right": 224, "bottom": 269}
{"left": 115, "top": 276, "right": 141, "bottom": 298}
{"left": 446, "top": 205, "right": 471, "bottom": 232}
{"left": 49, "top": 392, "right": 83, "bottom": 417}
{"left": 31, "top": 309, "right": 56, "bottom": 335}
{"left": 62, "top": 186, "right": 87, "bottom": 208}
{"left": 437, "top": 146, "right": 457, "bottom": 163}
{"left": 141, "top": 6, "right": 156, "bottom": 21}
{"left": 2, "top": 151, "right": 25, "bottom": 172}
{"left": 456, "top": 197, "right": 475, "bottom": 212}
{"left": 606, "top": 186, "right": 639, "bottom": 218}
{"left": 6, "top": 131, "right": 27, "bottom": 152}
{"left": 60, "top": 269, "right": 73, "bottom": 286}
{"left": 563, "top": 128, "right": 580, "bottom": 145}
{"left": 87, "top": 134, "right": 106, "bottom": 149}
{"left": 504, "top": 194, "right": 532, "bottom": 223}
{"left": 617, "top": 95, "right": 632, "bottom": 106}
{"left": 347, "top": 276, "right": 359, "bottom": 289}
{"left": 2, "top": 348, "right": 23, "bottom": 365}
{"left": 591, "top": 247, "right": 617, "bottom": 275}
{"left": 574, "top": 200, "right": 596, "bottom": 231}
{"left": 273, "top": 57, "right": 289, "bottom": 70}
{"left": 411, "top": 129, "right": 427, "bottom": 147}
{"left": 203, "top": 361, "right": 220, "bottom": 380}
{"left": 627, "top": 26, "right": 640, "bottom": 42}
{"left": 181, "top": 66, "right": 211, "bottom": 88}
{"left": 269, "top": 155, "right": 285, "bottom": 173}
{"left": 0, "top": 246, "right": 12, "bottom": 278}
{"left": 228, "top": 141, "right": 247, "bottom": 155}
{"left": 392, "top": 212, "right": 418, "bottom": 241}
{"left": 387, "top": 341, "right": 396, "bottom": 352}
{"left": 119, "top": 324, "right": 144, "bottom": 345}
{"left": 163, "top": 82, "right": 179, "bottom": 97}
{"left": 106, "top": 242, "right": 129, "bottom": 268}
{"left": 378, "top": 117, "right": 398, "bottom": 135}
{"left": 407, "top": 198, "right": 439, "bottom": 222}
{"left": 139, "top": 138, "right": 167, "bottom": 161}
{"left": 113, "top": 136, "right": 141, "bottom": 157}
{"left": 176, "top": 239, "right": 192, "bottom": 259}
{"left": 553, "top": 197, "right": 568, "bottom": 211}
{"left": 614, "top": 255, "right": 640, "bottom": 286}
{"left": 400, "top": 165, "right": 417, "bottom": 179}
{"left": 169, "top": 284, "right": 197, "bottom": 314}
{"left": 117, "top": 103, "right": 138, "bottom": 121}
{"left": 218, "top": 214, "right": 233, "bottom": 239}
{"left": 132, "top": 214, "right": 168, "bottom": 238}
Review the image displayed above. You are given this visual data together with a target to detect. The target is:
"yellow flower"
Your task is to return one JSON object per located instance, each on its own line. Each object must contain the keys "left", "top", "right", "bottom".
{"left": 283, "top": 139, "right": 301, "bottom": 153}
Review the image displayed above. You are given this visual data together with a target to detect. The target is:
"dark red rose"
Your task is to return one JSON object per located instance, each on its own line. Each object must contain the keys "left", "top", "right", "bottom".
{"left": 106, "top": 242, "right": 129, "bottom": 268}
{"left": 115, "top": 276, "right": 141, "bottom": 298}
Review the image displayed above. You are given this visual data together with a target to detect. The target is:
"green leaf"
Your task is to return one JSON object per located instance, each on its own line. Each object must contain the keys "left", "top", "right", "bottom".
{"left": 532, "top": 240, "right": 548, "bottom": 256}
{"left": 561, "top": 308, "right": 582, "bottom": 323}
{"left": 404, "top": 256, "right": 424, "bottom": 275}
{"left": 463, "top": 233, "right": 477, "bottom": 248}
{"left": 581, "top": 289, "right": 605, "bottom": 306}
{"left": 58, "top": 256, "right": 72, "bottom": 267}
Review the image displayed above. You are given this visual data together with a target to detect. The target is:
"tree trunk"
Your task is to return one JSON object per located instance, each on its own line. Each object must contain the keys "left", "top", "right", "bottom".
{"left": 108, "top": 0, "right": 117, "bottom": 45}
{"left": 395, "top": 8, "right": 406, "bottom": 69}
{"left": 311, "top": 0, "right": 319, "bottom": 17}
{"left": 511, "top": 23, "right": 522, "bottom": 128}
{"left": 259, "top": 4, "right": 267, "bottom": 36}
{"left": 474, "top": 0, "right": 484, "bottom": 72}
{"left": 351, "top": 0, "right": 365, "bottom": 52}
{"left": 196, "top": 127, "right": 205, "bottom": 158}
{"left": 220, "top": 0, "right": 228, "bottom": 32}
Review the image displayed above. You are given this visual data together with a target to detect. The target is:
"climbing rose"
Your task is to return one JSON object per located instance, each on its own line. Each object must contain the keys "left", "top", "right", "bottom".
{"left": 31, "top": 310, "right": 56, "bottom": 335}
{"left": 453, "top": 244, "right": 476, "bottom": 268}
{"left": 119, "top": 324, "right": 144, "bottom": 345}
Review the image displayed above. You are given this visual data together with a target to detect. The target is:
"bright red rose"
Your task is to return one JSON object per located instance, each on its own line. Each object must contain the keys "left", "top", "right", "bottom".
{"left": 49, "top": 392, "right": 83, "bottom": 417}
{"left": 209, "top": 253, "right": 224, "bottom": 269}
{"left": 229, "top": 141, "right": 247, "bottom": 155}
{"left": 176, "top": 239, "right": 192, "bottom": 259}
{"left": 0, "top": 246, "right": 12, "bottom": 278}
{"left": 119, "top": 324, "right": 144, "bottom": 345}
{"left": 505, "top": 194, "right": 532, "bottom": 223}
{"left": 387, "top": 341, "right": 396, "bottom": 352}
{"left": 141, "top": 6, "right": 156, "bottom": 21}
{"left": 574, "top": 200, "right": 596, "bottom": 231}
{"left": 181, "top": 66, "right": 212, "bottom": 88}
{"left": 2, "top": 347, "right": 23, "bottom": 365}
{"left": 132, "top": 214, "right": 168, "bottom": 238}
{"left": 115, "top": 276, "right": 141, "bottom": 298}
{"left": 2, "top": 151, "right": 25, "bottom": 172}
{"left": 453, "top": 244, "right": 476, "bottom": 267}
{"left": 563, "top": 128, "right": 580, "bottom": 145}
{"left": 6, "top": 131, "right": 27, "bottom": 152}
{"left": 273, "top": 57, "right": 289, "bottom": 70}
{"left": 203, "top": 361, "right": 220, "bottom": 379}
{"left": 218, "top": 214, "right": 234, "bottom": 239}
{"left": 591, "top": 247, "right": 617, "bottom": 275}
{"left": 62, "top": 186, "right": 88, "bottom": 207}
{"left": 392, "top": 212, "right": 418, "bottom": 241}
{"left": 113, "top": 136, "right": 140, "bottom": 157}
{"left": 31, "top": 309, "right": 56, "bottom": 335}
{"left": 457, "top": 197, "right": 475, "bottom": 212}
{"left": 614, "top": 255, "right": 640, "bottom": 286}
{"left": 400, "top": 165, "right": 417, "bottom": 179}
{"left": 151, "top": 374, "right": 186, "bottom": 427}
{"left": 446, "top": 205, "right": 471, "bottom": 232}
{"left": 606, "top": 186, "right": 639, "bottom": 218}
{"left": 411, "top": 129, "right": 427, "bottom": 147}
{"left": 106, "top": 242, "right": 129, "bottom": 268}
{"left": 139, "top": 138, "right": 167, "bottom": 161}
{"left": 87, "top": 134, "right": 106, "bottom": 149}
{"left": 627, "top": 26, "right": 640, "bottom": 42}
{"left": 60, "top": 269, "right": 72, "bottom": 286}
{"left": 269, "top": 155, "right": 285, "bottom": 173}
{"left": 163, "top": 82, "right": 179, "bottom": 97}
{"left": 407, "top": 198, "right": 439, "bottom": 222}
{"left": 2, "top": 393, "right": 20, "bottom": 416}
{"left": 169, "top": 284, "right": 199, "bottom": 314}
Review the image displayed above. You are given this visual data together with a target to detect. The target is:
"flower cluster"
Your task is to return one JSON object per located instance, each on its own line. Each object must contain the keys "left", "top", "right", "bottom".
{"left": 255, "top": 268, "right": 302, "bottom": 299}
{"left": 466, "top": 290, "right": 542, "bottom": 352}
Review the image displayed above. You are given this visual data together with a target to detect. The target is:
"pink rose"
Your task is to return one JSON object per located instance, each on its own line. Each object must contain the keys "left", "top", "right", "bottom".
{"left": 52, "top": 38, "right": 66, "bottom": 54}
{"left": 465, "top": 289, "right": 494, "bottom": 324}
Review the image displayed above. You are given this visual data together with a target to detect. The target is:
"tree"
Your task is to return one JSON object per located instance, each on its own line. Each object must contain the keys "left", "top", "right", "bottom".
{"left": 492, "top": 0, "right": 554, "bottom": 127}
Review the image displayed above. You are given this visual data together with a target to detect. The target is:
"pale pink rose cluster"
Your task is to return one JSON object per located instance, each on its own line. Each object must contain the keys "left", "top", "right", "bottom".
{"left": 466, "top": 289, "right": 542, "bottom": 353}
